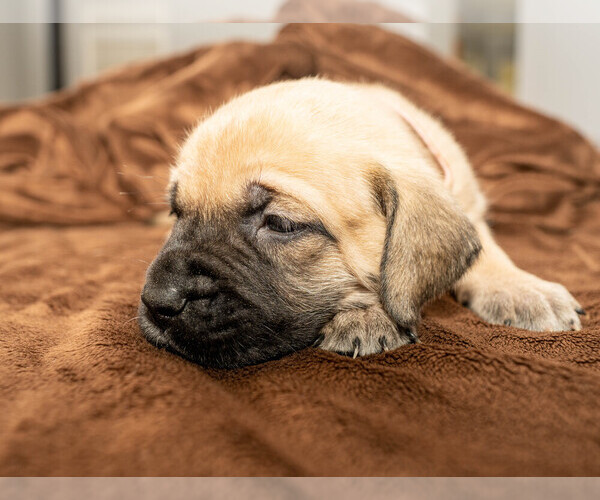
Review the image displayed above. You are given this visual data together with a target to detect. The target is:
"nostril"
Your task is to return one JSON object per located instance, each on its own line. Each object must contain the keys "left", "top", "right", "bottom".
{"left": 154, "top": 299, "right": 187, "bottom": 318}
{"left": 141, "top": 285, "right": 188, "bottom": 324}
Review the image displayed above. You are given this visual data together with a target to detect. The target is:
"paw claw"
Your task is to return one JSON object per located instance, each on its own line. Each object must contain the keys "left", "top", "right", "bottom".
{"left": 403, "top": 328, "right": 419, "bottom": 344}
{"left": 312, "top": 334, "right": 324, "bottom": 347}
{"left": 379, "top": 336, "right": 389, "bottom": 351}
{"left": 503, "top": 319, "right": 512, "bottom": 326}
{"left": 352, "top": 337, "right": 361, "bottom": 359}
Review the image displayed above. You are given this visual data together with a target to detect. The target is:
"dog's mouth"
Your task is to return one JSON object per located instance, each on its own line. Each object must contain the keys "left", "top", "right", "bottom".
{"left": 137, "top": 303, "right": 175, "bottom": 349}
{"left": 137, "top": 299, "right": 320, "bottom": 369}
{"left": 138, "top": 301, "right": 231, "bottom": 363}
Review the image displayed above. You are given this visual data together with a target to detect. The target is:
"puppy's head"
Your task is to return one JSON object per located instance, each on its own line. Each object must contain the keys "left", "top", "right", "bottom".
{"left": 139, "top": 79, "right": 480, "bottom": 368}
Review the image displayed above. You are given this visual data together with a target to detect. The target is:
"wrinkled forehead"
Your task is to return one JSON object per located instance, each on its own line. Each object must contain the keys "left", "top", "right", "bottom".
{"left": 171, "top": 164, "right": 346, "bottom": 228}
{"left": 170, "top": 116, "right": 378, "bottom": 230}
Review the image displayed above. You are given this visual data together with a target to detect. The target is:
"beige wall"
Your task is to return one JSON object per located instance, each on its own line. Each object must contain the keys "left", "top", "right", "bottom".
{"left": 512, "top": 0, "right": 600, "bottom": 144}
{"left": 0, "top": 23, "right": 52, "bottom": 103}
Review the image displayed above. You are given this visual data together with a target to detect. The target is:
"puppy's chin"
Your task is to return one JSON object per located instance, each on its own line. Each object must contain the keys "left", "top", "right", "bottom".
{"left": 137, "top": 301, "right": 318, "bottom": 369}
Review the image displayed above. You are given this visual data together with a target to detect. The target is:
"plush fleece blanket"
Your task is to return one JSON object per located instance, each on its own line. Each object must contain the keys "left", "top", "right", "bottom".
{"left": 1, "top": 24, "right": 599, "bottom": 475}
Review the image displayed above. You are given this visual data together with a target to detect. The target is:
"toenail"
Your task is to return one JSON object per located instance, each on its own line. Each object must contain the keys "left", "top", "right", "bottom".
{"left": 403, "top": 328, "right": 419, "bottom": 344}
{"left": 379, "top": 336, "right": 389, "bottom": 351}
{"left": 352, "top": 337, "right": 361, "bottom": 359}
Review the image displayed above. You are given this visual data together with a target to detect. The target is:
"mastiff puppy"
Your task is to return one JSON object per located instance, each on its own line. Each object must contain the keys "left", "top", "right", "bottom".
{"left": 139, "top": 78, "right": 584, "bottom": 368}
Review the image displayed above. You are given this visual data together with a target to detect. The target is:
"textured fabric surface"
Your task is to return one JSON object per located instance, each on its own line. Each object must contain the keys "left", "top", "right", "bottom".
{"left": 0, "top": 24, "right": 599, "bottom": 476}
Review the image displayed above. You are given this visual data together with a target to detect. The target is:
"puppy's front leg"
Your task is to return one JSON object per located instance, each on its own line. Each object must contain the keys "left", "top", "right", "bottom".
{"left": 455, "top": 221, "right": 584, "bottom": 331}
{"left": 317, "top": 301, "right": 416, "bottom": 358}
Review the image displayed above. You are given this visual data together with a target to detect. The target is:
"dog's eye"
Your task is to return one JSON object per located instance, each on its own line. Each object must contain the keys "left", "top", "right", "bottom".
{"left": 264, "top": 215, "right": 303, "bottom": 233}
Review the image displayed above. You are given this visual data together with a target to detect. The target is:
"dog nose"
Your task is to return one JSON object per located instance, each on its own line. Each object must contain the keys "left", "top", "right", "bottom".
{"left": 141, "top": 246, "right": 221, "bottom": 329}
{"left": 141, "top": 284, "right": 187, "bottom": 326}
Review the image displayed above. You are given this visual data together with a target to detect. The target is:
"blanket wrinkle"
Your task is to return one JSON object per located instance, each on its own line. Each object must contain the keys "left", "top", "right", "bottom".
{"left": 1, "top": 24, "right": 600, "bottom": 476}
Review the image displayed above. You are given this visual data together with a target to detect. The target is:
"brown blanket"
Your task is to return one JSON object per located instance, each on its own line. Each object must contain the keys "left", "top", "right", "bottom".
{"left": 1, "top": 24, "right": 599, "bottom": 476}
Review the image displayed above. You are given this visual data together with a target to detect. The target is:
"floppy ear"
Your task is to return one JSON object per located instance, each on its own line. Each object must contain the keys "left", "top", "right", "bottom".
{"left": 370, "top": 168, "right": 481, "bottom": 339}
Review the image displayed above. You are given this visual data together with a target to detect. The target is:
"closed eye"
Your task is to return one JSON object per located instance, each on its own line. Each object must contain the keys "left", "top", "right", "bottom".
{"left": 264, "top": 214, "right": 306, "bottom": 233}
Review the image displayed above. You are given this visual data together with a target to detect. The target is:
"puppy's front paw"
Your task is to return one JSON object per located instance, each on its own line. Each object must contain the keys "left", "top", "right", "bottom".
{"left": 316, "top": 305, "right": 416, "bottom": 358}
{"left": 457, "top": 269, "right": 584, "bottom": 332}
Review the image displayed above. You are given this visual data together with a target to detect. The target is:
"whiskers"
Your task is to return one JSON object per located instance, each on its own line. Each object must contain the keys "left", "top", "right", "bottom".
{"left": 119, "top": 191, "right": 167, "bottom": 196}
{"left": 116, "top": 167, "right": 170, "bottom": 184}
{"left": 122, "top": 315, "right": 141, "bottom": 326}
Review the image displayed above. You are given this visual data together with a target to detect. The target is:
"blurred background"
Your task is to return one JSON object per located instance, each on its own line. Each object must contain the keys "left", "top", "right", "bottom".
{"left": 0, "top": 0, "right": 598, "bottom": 144}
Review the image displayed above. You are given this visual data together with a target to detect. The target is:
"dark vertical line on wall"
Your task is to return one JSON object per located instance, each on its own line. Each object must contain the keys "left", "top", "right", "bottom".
{"left": 49, "top": 0, "right": 63, "bottom": 90}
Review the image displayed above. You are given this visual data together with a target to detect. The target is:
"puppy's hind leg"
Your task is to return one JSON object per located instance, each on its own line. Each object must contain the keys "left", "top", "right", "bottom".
{"left": 454, "top": 221, "right": 584, "bottom": 332}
